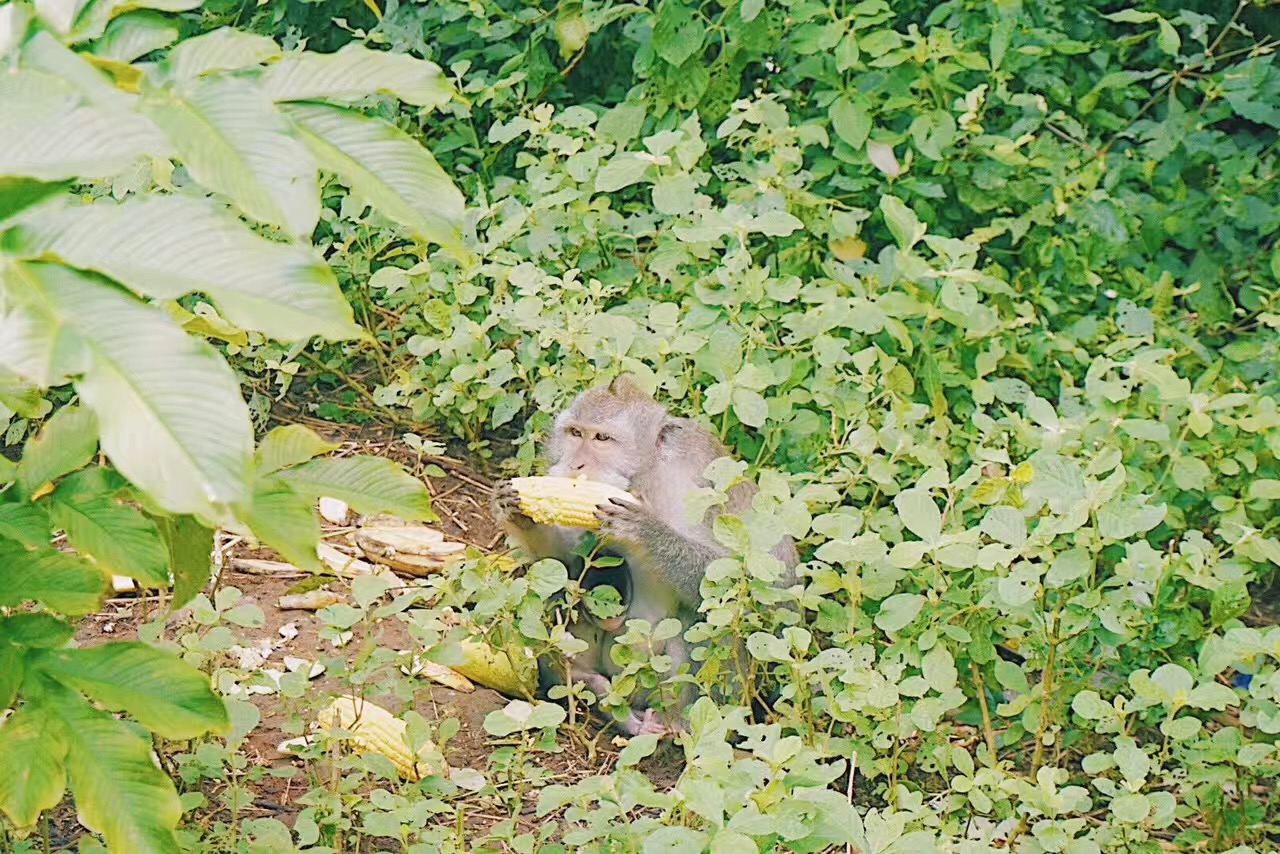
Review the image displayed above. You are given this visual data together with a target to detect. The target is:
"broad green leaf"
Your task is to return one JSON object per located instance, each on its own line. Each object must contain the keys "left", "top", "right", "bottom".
{"left": 1171, "top": 456, "right": 1210, "bottom": 491}
{"left": 1101, "top": 9, "right": 1159, "bottom": 23}
{"left": 262, "top": 42, "right": 453, "bottom": 109}
{"left": 67, "top": 0, "right": 202, "bottom": 44}
{"left": 90, "top": 11, "right": 179, "bottom": 63}
{"left": 0, "top": 74, "right": 168, "bottom": 181}
{"left": 1110, "top": 793, "right": 1150, "bottom": 824}
{"left": 35, "top": 642, "right": 229, "bottom": 739}
{"left": 0, "top": 613, "right": 75, "bottom": 648}
{"left": 141, "top": 76, "right": 319, "bottom": 238}
{"left": 830, "top": 96, "right": 871, "bottom": 149}
{"left": 880, "top": 195, "right": 926, "bottom": 251}
{"left": 153, "top": 514, "right": 213, "bottom": 610}
{"left": 244, "top": 480, "right": 324, "bottom": 573}
{"left": 1187, "top": 682, "right": 1238, "bottom": 711}
{"left": 979, "top": 506, "right": 1026, "bottom": 547}
{"left": 874, "top": 593, "right": 925, "bottom": 633}
{"left": 47, "top": 682, "right": 184, "bottom": 854}
{"left": 30, "top": 0, "right": 94, "bottom": 36}
{"left": 866, "top": 140, "right": 900, "bottom": 176}
{"left": 0, "top": 500, "right": 52, "bottom": 548}
{"left": 274, "top": 455, "right": 436, "bottom": 522}
{"left": 1156, "top": 18, "right": 1180, "bottom": 55}
{"left": 163, "top": 26, "right": 280, "bottom": 79}
{"left": 595, "top": 152, "right": 653, "bottom": 193}
{"left": 0, "top": 703, "right": 68, "bottom": 828}
{"left": 1045, "top": 549, "right": 1092, "bottom": 588}
{"left": 11, "top": 196, "right": 362, "bottom": 341}
{"left": 643, "top": 827, "right": 709, "bottom": 854}
{"left": 0, "top": 262, "right": 255, "bottom": 518}
{"left": 0, "top": 643, "right": 22, "bottom": 709}
{"left": 0, "top": 177, "right": 70, "bottom": 225}
{"left": 894, "top": 488, "right": 942, "bottom": 544}
{"left": 256, "top": 424, "right": 341, "bottom": 475}
{"left": 1249, "top": 479, "right": 1280, "bottom": 500}
{"left": 732, "top": 387, "right": 768, "bottom": 427}
{"left": 283, "top": 102, "right": 465, "bottom": 253}
{"left": 1097, "top": 495, "right": 1166, "bottom": 541}
{"left": 16, "top": 404, "right": 98, "bottom": 496}
{"left": 19, "top": 29, "right": 132, "bottom": 108}
{"left": 0, "top": 2, "right": 32, "bottom": 56}
{"left": 48, "top": 473, "right": 170, "bottom": 586}
{"left": 652, "top": 1, "right": 703, "bottom": 67}
{"left": 0, "top": 539, "right": 107, "bottom": 615}
{"left": 994, "top": 659, "right": 1029, "bottom": 694}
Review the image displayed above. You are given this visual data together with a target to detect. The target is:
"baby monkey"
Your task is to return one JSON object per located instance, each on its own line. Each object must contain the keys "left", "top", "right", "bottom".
{"left": 490, "top": 375, "right": 797, "bottom": 736}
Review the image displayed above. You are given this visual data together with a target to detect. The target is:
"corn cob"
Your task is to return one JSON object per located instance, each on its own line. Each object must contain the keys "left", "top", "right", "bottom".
{"left": 316, "top": 696, "right": 444, "bottom": 780}
{"left": 509, "top": 476, "right": 634, "bottom": 529}
{"left": 453, "top": 639, "right": 538, "bottom": 698}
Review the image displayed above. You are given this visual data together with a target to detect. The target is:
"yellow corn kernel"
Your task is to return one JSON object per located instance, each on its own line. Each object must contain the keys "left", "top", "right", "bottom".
{"left": 317, "top": 696, "right": 444, "bottom": 780}
{"left": 509, "top": 476, "right": 633, "bottom": 530}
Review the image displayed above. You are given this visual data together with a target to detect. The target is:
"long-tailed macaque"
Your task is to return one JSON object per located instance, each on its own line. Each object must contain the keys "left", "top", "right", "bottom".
{"left": 490, "top": 375, "right": 798, "bottom": 735}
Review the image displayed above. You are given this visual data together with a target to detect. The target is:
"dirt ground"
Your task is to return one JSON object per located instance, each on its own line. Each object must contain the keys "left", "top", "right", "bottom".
{"left": 61, "top": 425, "right": 673, "bottom": 846}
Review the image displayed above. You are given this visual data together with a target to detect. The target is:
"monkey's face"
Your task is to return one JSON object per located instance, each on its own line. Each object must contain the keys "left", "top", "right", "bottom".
{"left": 546, "top": 416, "right": 641, "bottom": 489}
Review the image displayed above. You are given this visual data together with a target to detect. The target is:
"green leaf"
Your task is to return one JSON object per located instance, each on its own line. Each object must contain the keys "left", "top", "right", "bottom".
{"left": 244, "top": 480, "right": 324, "bottom": 573}
{"left": 64, "top": 0, "right": 201, "bottom": 44}
{"left": 163, "top": 26, "right": 281, "bottom": 79}
{"left": 1110, "top": 793, "right": 1151, "bottom": 824}
{"left": 15, "top": 404, "right": 98, "bottom": 496}
{"left": 0, "top": 539, "right": 107, "bottom": 616}
{"left": 894, "top": 488, "right": 942, "bottom": 544}
{"left": 34, "top": 642, "right": 229, "bottom": 740}
{"left": 0, "top": 72, "right": 169, "bottom": 182}
{"left": 1249, "top": 479, "right": 1280, "bottom": 500}
{"left": 1045, "top": 549, "right": 1092, "bottom": 588}
{"left": 140, "top": 76, "right": 319, "bottom": 238}
{"left": 1171, "top": 456, "right": 1210, "bottom": 491}
{"left": 879, "top": 195, "right": 926, "bottom": 250}
{"left": 980, "top": 506, "right": 1026, "bottom": 547}
{"left": 994, "top": 659, "right": 1029, "bottom": 694}
{"left": 652, "top": 1, "right": 703, "bottom": 67}
{"left": 0, "top": 500, "right": 52, "bottom": 549}
{"left": 1156, "top": 18, "right": 1180, "bottom": 55}
{"left": 10, "top": 196, "right": 362, "bottom": 342}
{"left": 0, "top": 703, "right": 68, "bottom": 828}
{"left": 261, "top": 42, "right": 453, "bottom": 109}
{"left": 283, "top": 102, "right": 465, "bottom": 254}
{"left": 0, "top": 613, "right": 75, "bottom": 648}
{"left": 48, "top": 472, "right": 170, "bottom": 586}
{"left": 90, "top": 11, "right": 179, "bottom": 63}
{"left": 0, "top": 177, "right": 70, "bottom": 226}
{"left": 153, "top": 514, "right": 213, "bottom": 610}
{"left": 595, "top": 152, "right": 653, "bottom": 193}
{"left": 274, "top": 456, "right": 436, "bottom": 522}
{"left": 0, "top": 262, "right": 255, "bottom": 518}
{"left": 731, "top": 387, "right": 768, "bottom": 427}
{"left": 1101, "top": 9, "right": 1159, "bottom": 23}
{"left": 47, "top": 682, "right": 184, "bottom": 854}
{"left": 0, "top": 642, "right": 22, "bottom": 710}
{"left": 874, "top": 593, "right": 925, "bottom": 633}
{"left": 829, "top": 96, "right": 871, "bottom": 149}
{"left": 256, "top": 425, "right": 341, "bottom": 475}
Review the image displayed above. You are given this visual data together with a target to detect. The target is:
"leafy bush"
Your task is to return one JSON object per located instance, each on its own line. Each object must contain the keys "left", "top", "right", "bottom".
{"left": 3, "top": 0, "right": 1280, "bottom": 850}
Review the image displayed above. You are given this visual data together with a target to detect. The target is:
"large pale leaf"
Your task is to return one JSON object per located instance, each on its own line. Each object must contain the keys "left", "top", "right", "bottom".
{"left": 0, "top": 539, "right": 107, "bottom": 615}
{"left": 0, "top": 177, "right": 70, "bottom": 226}
{"left": 0, "top": 500, "right": 52, "bottom": 548}
{"left": 163, "top": 26, "right": 281, "bottom": 79}
{"left": 256, "top": 424, "right": 340, "bottom": 475}
{"left": 0, "top": 262, "right": 254, "bottom": 517}
{"left": 0, "top": 642, "right": 22, "bottom": 709}
{"left": 141, "top": 76, "right": 319, "bottom": 238}
{"left": 46, "top": 682, "right": 184, "bottom": 854}
{"left": 34, "top": 642, "right": 229, "bottom": 739}
{"left": 275, "top": 455, "right": 436, "bottom": 521}
{"left": 16, "top": 404, "right": 98, "bottom": 496}
{"left": 0, "top": 72, "right": 168, "bottom": 181}
{"left": 245, "top": 479, "right": 325, "bottom": 573}
{"left": 153, "top": 514, "right": 213, "bottom": 610}
{"left": 49, "top": 473, "right": 170, "bottom": 586}
{"left": 21, "top": 30, "right": 133, "bottom": 109}
{"left": 11, "top": 195, "right": 362, "bottom": 341}
{"left": 67, "top": 0, "right": 201, "bottom": 44}
{"left": 0, "top": 3, "right": 32, "bottom": 57}
{"left": 262, "top": 42, "right": 453, "bottom": 109}
{"left": 283, "top": 102, "right": 465, "bottom": 252}
{"left": 31, "top": 0, "right": 93, "bottom": 36}
{"left": 0, "top": 704, "right": 69, "bottom": 828}
{"left": 90, "top": 10, "right": 179, "bottom": 63}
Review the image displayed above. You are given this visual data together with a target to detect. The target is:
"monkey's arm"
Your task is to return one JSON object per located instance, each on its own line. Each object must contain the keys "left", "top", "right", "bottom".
{"left": 597, "top": 497, "right": 723, "bottom": 607}
{"left": 490, "top": 481, "right": 582, "bottom": 566}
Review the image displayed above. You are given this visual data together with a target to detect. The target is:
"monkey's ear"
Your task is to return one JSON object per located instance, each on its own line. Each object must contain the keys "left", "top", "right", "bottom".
{"left": 657, "top": 418, "right": 682, "bottom": 445}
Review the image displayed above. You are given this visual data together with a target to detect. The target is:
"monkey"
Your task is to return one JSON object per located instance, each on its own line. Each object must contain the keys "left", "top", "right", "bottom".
{"left": 490, "top": 375, "right": 799, "bottom": 736}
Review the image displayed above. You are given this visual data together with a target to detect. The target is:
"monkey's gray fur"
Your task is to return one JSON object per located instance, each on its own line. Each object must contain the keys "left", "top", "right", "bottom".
{"left": 490, "top": 375, "right": 798, "bottom": 736}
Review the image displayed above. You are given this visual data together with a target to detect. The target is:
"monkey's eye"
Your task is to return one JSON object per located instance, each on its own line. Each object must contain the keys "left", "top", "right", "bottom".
{"left": 596, "top": 433, "right": 613, "bottom": 443}
{"left": 568, "top": 427, "right": 582, "bottom": 438}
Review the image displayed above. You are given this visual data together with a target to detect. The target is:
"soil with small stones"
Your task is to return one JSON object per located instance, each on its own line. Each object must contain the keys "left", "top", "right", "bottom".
{"left": 52, "top": 426, "right": 680, "bottom": 848}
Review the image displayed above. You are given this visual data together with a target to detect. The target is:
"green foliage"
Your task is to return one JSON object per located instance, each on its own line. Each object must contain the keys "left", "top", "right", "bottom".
{"left": 0, "top": 1, "right": 456, "bottom": 849}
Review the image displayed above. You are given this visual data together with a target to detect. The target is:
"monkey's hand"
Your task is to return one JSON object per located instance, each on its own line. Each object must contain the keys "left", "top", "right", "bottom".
{"left": 620, "top": 708, "right": 674, "bottom": 738}
{"left": 490, "top": 480, "right": 534, "bottom": 529}
{"left": 595, "top": 496, "right": 664, "bottom": 545}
